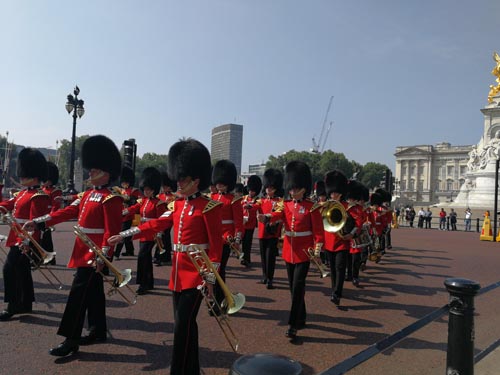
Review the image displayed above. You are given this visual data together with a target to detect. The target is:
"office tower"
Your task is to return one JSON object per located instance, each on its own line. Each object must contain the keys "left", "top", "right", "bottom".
{"left": 211, "top": 123, "right": 243, "bottom": 175}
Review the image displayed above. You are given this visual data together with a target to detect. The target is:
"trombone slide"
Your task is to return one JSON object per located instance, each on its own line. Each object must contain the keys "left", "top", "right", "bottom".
{"left": 304, "top": 248, "right": 330, "bottom": 278}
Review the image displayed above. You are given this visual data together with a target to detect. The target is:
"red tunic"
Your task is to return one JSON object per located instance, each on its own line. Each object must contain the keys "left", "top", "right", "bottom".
{"left": 256, "top": 196, "right": 283, "bottom": 239}
{"left": 348, "top": 203, "right": 367, "bottom": 254}
{"left": 241, "top": 194, "right": 260, "bottom": 230}
{"left": 134, "top": 194, "right": 223, "bottom": 292}
{"left": 42, "top": 185, "right": 63, "bottom": 213}
{"left": 0, "top": 187, "right": 51, "bottom": 247}
{"left": 43, "top": 187, "right": 123, "bottom": 268}
{"left": 211, "top": 192, "right": 244, "bottom": 241}
{"left": 125, "top": 197, "right": 167, "bottom": 242}
{"left": 271, "top": 199, "right": 324, "bottom": 264}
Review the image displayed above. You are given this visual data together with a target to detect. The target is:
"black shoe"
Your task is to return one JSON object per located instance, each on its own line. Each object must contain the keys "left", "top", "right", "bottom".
{"left": 80, "top": 332, "right": 107, "bottom": 346}
{"left": 261, "top": 278, "right": 268, "bottom": 285}
{"left": 330, "top": 293, "right": 340, "bottom": 305}
{"left": 352, "top": 278, "right": 360, "bottom": 287}
{"left": 285, "top": 327, "right": 297, "bottom": 339}
{"left": 136, "top": 287, "right": 147, "bottom": 295}
{"left": 49, "top": 339, "right": 79, "bottom": 357}
{"left": 266, "top": 280, "right": 275, "bottom": 289}
{"left": 0, "top": 310, "right": 14, "bottom": 321}
{"left": 240, "top": 259, "right": 250, "bottom": 267}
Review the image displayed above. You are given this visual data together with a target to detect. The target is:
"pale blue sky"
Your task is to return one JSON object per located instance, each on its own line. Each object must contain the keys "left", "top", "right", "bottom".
{"left": 1, "top": 1, "right": 499, "bottom": 172}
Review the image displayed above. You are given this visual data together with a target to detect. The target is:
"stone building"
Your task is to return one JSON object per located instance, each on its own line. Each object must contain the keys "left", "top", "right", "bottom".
{"left": 394, "top": 142, "right": 473, "bottom": 204}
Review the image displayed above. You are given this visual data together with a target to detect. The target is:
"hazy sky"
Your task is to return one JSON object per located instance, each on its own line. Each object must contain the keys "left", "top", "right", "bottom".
{"left": 1, "top": 1, "right": 499, "bottom": 172}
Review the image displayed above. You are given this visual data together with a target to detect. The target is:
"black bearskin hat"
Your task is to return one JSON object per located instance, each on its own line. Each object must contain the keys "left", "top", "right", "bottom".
{"left": 140, "top": 167, "right": 162, "bottom": 196}
{"left": 120, "top": 166, "right": 135, "bottom": 185}
{"left": 212, "top": 160, "right": 237, "bottom": 192}
{"left": 82, "top": 135, "right": 122, "bottom": 181}
{"left": 370, "top": 192, "right": 384, "bottom": 206}
{"left": 234, "top": 183, "right": 245, "bottom": 195}
{"left": 167, "top": 138, "right": 212, "bottom": 191}
{"left": 314, "top": 180, "right": 326, "bottom": 197}
{"left": 346, "top": 180, "right": 365, "bottom": 201}
{"left": 375, "top": 188, "right": 392, "bottom": 204}
{"left": 263, "top": 168, "right": 283, "bottom": 191}
{"left": 325, "top": 169, "right": 348, "bottom": 197}
{"left": 45, "top": 161, "right": 59, "bottom": 185}
{"left": 246, "top": 175, "right": 262, "bottom": 194}
{"left": 284, "top": 161, "right": 312, "bottom": 196}
{"left": 160, "top": 171, "right": 177, "bottom": 192}
{"left": 17, "top": 148, "right": 47, "bottom": 181}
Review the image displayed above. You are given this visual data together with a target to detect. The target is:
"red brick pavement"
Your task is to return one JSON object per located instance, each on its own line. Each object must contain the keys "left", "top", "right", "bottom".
{"left": 0, "top": 223, "right": 499, "bottom": 375}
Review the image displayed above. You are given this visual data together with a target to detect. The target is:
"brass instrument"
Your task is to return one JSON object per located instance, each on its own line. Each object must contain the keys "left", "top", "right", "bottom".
{"left": 226, "top": 236, "right": 244, "bottom": 260}
{"left": 186, "top": 244, "right": 245, "bottom": 352}
{"left": 352, "top": 223, "right": 373, "bottom": 249}
{"left": 321, "top": 200, "right": 347, "bottom": 233}
{"left": 303, "top": 247, "right": 330, "bottom": 278}
{"left": 2, "top": 213, "right": 63, "bottom": 290}
{"left": 73, "top": 225, "right": 137, "bottom": 305}
{"left": 155, "top": 233, "right": 166, "bottom": 255}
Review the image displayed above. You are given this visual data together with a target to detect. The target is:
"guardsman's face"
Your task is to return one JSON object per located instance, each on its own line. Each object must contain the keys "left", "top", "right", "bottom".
{"left": 20, "top": 177, "right": 36, "bottom": 187}
{"left": 330, "top": 192, "right": 341, "bottom": 201}
{"left": 266, "top": 187, "right": 276, "bottom": 197}
{"left": 143, "top": 186, "right": 154, "bottom": 198}
{"left": 216, "top": 183, "right": 227, "bottom": 193}
{"left": 121, "top": 182, "right": 130, "bottom": 189}
{"left": 89, "top": 169, "right": 109, "bottom": 186}
{"left": 177, "top": 177, "right": 199, "bottom": 196}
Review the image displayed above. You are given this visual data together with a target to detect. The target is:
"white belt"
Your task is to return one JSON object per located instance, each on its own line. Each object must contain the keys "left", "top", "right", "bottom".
{"left": 173, "top": 243, "right": 208, "bottom": 253}
{"left": 77, "top": 226, "right": 105, "bottom": 234}
{"left": 141, "top": 217, "right": 153, "bottom": 222}
{"left": 14, "top": 218, "right": 28, "bottom": 224}
{"left": 221, "top": 220, "right": 234, "bottom": 224}
{"left": 285, "top": 230, "right": 312, "bottom": 237}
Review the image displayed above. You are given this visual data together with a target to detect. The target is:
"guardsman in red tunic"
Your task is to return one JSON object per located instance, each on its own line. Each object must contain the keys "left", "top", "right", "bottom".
{"left": 375, "top": 188, "right": 393, "bottom": 252}
{"left": 109, "top": 138, "right": 222, "bottom": 375}
{"left": 240, "top": 175, "right": 262, "bottom": 267}
{"left": 123, "top": 167, "right": 166, "bottom": 294}
{"left": 210, "top": 160, "right": 244, "bottom": 312}
{"left": 264, "top": 161, "right": 324, "bottom": 340}
{"left": 40, "top": 161, "right": 62, "bottom": 265}
{"left": 323, "top": 170, "right": 350, "bottom": 306}
{"left": 114, "top": 166, "right": 143, "bottom": 259}
{"left": 369, "top": 192, "right": 386, "bottom": 262}
{"left": 27, "top": 135, "right": 123, "bottom": 356}
{"left": 255, "top": 168, "right": 284, "bottom": 289}
{"left": 153, "top": 171, "right": 177, "bottom": 266}
{"left": 0, "top": 148, "right": 51, "bottom": 321}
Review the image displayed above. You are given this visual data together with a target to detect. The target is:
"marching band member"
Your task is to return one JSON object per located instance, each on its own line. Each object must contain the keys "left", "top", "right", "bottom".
{"left": 114, "top": 166, "right": 142, "bottom": 259}
{"left": 123, "top": 167, "right": 166, "bottom": 295}
{"left": 153, "top": 171, "right": 177, "bottom": 266}
{"left": 323, "top": 170, "right": 350, "bottom": 306}
{"left": 0, "top": 148, "right": 51, "bottom": 321}
{"left": 211, "top": 160, "right": 244, "bottom": 313}
{"left": 369, "top": 192, "right": 385, "bottom": 262}
{"left": 26, "top": 135, "right": 123, "bottom": 356}
{"left": 255, "top": 168, "right": 283, "bottom": 289}
{"left": 375, "top": 188, "right": 393, "bottom": 251}
{"left": 41, "top": 161, "right": 62, "bottom": 265}
{"left": 240, "top": 175, "right": 262, "bottom": 267}
{"left": 263, "top": 161, "right": 324, "bottom": 340}
{"left": 109, "top": 138, "right": 223, "bottom": 375}
{"left": 233, "top": 182, "right": 245, "bottom": 199}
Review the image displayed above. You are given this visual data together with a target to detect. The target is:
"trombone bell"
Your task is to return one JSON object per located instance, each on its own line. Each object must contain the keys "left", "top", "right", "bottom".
{"left": 116, "top": 268, "right": 132, "bottom": 288}
{"left": 224, "top": 292, "right": 245, "bottom": 315}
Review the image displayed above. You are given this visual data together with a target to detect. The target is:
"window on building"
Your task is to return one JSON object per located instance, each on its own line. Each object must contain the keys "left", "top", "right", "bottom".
{"left": 418, "top": 166, "right": 424, "bottom": 175}
{"left": 447, "top": 179, "right": 453, "bottom": 190}
{"left": 402, "top": 166, "right": 407, "bottom": 176}
{"left": 460, "top": 166, "right": 466, "bottom": 175}
{"left": 401, "top": 180, "right": 406, "bottom": 191}
{"left": 410, "top": 165, "right": 416, "bottom": 176}
{"left": 418, "top": 180, "right": 424, "bottom": 191}
{"left": 409, "top": 179, "right": 415, "bottom": 191}
{"left": 436, "top": 180, "right": 441, "bottom": 191}
{"left": 447, "top": 166, "right": 454, "bottom": 176}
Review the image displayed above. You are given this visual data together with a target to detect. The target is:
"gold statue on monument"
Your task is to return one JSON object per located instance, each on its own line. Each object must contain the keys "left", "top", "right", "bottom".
{"left": 488, "top": 52, "right": 500, "bottom": 103}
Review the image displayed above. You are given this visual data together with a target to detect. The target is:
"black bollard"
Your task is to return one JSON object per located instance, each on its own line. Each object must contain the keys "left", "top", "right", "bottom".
{"left": 444, "top": 278, "right": 481, "bottom": 375}
{"left": 229, "top": 353, "right": 303, "bottom": 375}
{"left": 476, "top": 218, "right": 480, "bottom": 233}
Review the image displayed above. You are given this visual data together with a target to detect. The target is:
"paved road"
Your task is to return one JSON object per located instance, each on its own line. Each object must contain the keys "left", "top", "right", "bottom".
{"left": 0, "top": 223, "right": 499, "bottom": 375}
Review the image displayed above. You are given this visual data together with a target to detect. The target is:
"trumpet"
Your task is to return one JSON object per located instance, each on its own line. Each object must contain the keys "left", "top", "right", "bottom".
{"left": 73, "top": 225, "right": 137, "bottom": 305}
{"left": 226, "top": 236, "right": 244, "bottom": 260}
{"left": 303, "top": 247, "right": 330, "bottom": 278}
{"left": 186, "top": 244, "right": 245, "bottom": 352}
{"left": 2, "top": 213, "right": 63, "bottom": 290}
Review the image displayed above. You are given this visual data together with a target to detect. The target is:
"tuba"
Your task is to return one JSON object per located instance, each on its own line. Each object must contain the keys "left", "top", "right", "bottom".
{"left": 73, "top": 225, "right": 137, "bottom": 305}
{"left": 186, "top": 244, "right": 244, "bottom": 352}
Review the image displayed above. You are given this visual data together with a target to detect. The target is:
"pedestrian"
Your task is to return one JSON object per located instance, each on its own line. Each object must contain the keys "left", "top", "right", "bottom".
{"left": 464, "top": 208, "right": 472, "bottom": 231}
{"left": 439, "top": 208, "right": 447, "bottom": 230}
{"left": 449, "top": 208, "right": 457, "bottom": 231}
{"left": 425, "top": 208, "right": 432, "bottom": 229}
{"left": 417, "top": 207, "right": 425, "bottom": 228}
{"left": 408, "top": 207, "right": 416, "bottom": 228}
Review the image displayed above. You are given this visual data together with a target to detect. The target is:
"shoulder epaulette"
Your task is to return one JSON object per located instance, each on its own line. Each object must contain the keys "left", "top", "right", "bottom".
{"left": 255, "top": 198, "right": 262, "bottom": 205}
{"left": 203, "top": 199, "right": 223, "bottom": 214}
{"left": 273, "top": 200, "right": 284, "bottom": 212}
{"left": 103, "top": 191, "right": 123, "bottom": 204}
{"left": 231, "top": 196, "right": 243, "bottom": 204}
{"left": 156, "top": 200, "right": 167, "bottom": 208}
{"left": 77, "top": 192, "right": 85, "bottom": 199}
{"left": 167, "top": 200, "right": 176, "bottom": 211}
{"left": 32, "top": 189, "right": 49, "bottom": 199}
{"left": 137, "top": 198, "right": 143, "bottom": 204}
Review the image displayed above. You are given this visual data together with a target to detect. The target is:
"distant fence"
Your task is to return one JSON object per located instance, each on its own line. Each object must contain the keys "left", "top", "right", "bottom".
{"left": 396, "top": 215, "right": 484, "bottom": 233}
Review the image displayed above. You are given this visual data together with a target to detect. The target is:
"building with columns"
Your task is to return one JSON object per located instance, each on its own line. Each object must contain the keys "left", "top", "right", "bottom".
{"left": 394, "top": 142, "right": 473, "bottom": 204}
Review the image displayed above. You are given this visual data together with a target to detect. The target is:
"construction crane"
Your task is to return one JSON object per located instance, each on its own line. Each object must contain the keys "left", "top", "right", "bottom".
{"left": 311, "top": 95, "right": 334, "bottom": 154}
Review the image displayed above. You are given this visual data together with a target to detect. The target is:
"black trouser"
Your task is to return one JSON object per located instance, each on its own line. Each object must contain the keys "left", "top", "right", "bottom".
{"left": 171, "top": 288, "right": 203, "bottom": 375}
{"left": 259, "top": 237, "right": 278, "bottom": 282}
{"left": 285, "top": 261, "right": 310, "bottom": 329}
{"left": 214, "top": 244, "right": 231, "bottom": 308}
{"left": 385, "top": 226, "right": 392, "bottom": 248}
{"left": 136, "top": 241, "right": 154, "bottom": 289}
{"left": 115, "top": 220, "right": 134, "bottom": 256}
{"left": 326, "top": 250, "right": 348, "bottom": 298}
{"left": 154, "top": 228, "right": 172, "bottom": 263}
{"left": 418, "top": 217, "right": 424, "bottom": 228}
{"left": 242, "top": 229, "right": 254, "bottom": 263}
{"left": 3, "top": 246, "right": 34, "bottom": 311}
{"left": 350, "top": 252, "right": 361, "bottom": 279}
{"left": 57, "top": 267, "right": 106, "bottom": 340}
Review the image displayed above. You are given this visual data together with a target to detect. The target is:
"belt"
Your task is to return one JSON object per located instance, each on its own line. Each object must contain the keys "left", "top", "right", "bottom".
{"left": 284, "top": 230, "right": 312, "bottom": 237}
{"left": 14, "top": 218, "right": 28, "bottom": 224}
{"left": 173, "top": 243, "right": 208, "bottom": 253}
{"left": 221, "top": 220, "right": 234, "bottom": 224}
{"left": 76, "top": 226, "right": 105, "bottom": 234}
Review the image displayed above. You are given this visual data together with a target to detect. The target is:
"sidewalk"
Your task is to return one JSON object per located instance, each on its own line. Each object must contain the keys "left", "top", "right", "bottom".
{"left": 476, "top": 346, "right": 500, "bottom": 375}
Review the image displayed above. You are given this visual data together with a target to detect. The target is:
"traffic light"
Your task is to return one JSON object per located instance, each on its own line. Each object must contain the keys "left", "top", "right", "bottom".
{"left": 123, "top": 139, "right": 137, "bottom": 171}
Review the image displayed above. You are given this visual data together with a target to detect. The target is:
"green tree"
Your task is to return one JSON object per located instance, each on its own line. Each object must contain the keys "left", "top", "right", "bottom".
{"left": 134, "top": 152, "right": 169, "bottom": 184}
{"left": 56, "top": 135, "right": 90, "bottom": 188}
{"left": 358, "top": 162, "right": 389, "bottom": 190}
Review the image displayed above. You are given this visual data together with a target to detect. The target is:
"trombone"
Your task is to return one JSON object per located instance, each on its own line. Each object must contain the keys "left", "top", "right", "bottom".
{"left": 226, "top": 236, "right": 244, "bottom": 260}
{"left": 2, "top": 213, "right": 63, "bottom": 290}
{"left": 73, "top": 225, "right": 137, "bottom": 306}
{"left": 303, "top": 247, "right": 330, "bottom": 278}
{"left": 186, "top": 244, "right": 245, "bottom": 352}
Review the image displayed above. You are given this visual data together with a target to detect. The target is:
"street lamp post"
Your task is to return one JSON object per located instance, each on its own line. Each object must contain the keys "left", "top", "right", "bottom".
{"left": 64, "top": 86, "right": 85, "bottom": 194}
